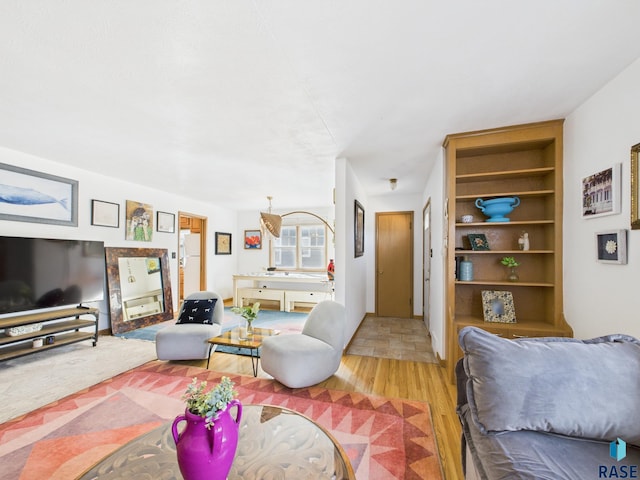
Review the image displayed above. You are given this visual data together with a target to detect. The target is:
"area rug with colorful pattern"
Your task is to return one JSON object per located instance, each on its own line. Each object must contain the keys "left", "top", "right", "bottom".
{"left": 0, "top": 361, "right": 443, "bottom": 480}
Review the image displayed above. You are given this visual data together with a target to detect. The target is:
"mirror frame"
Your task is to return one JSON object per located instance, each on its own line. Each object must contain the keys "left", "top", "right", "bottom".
{"left": 631, "top": 142, "right": 640, "bottom": 229}
{"left": 105, "top": 247, "right": 174, "bottom": 334}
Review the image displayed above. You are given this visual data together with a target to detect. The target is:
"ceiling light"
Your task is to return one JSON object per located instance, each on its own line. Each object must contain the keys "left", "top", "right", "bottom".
{"left": 390, "top": 178, "right": 398, "bottom": 190}
{"left": 260, "top": 196, "right": 335, "bottom": 238}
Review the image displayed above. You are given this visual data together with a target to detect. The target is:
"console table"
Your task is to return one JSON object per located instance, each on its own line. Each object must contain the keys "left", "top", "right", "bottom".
{"left": 0, "top": 307, "right": 99, "bottom": 362}
{"left": 233, "top": 273, "right": 334, "bottom": 311}
{"left": 77, "top": 404, "right": 355, "bottom": 479}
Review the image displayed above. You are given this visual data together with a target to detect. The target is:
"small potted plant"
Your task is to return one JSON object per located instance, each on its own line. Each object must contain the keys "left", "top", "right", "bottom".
{"left": 172, "top": 377, "right": 242, "bottom": 480}
{"left": 231, "top": 302, "right": 260, "bottom": 337}
{"left": 500, "top": 256, "right": 520, "bottom": 282}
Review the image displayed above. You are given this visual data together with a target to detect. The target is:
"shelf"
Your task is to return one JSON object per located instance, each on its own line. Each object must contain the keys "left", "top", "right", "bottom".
{"left": 454, "top": 250, "right": 553, "bottom": 254}
{"left": 0, "top": 307, "right": 99, "bottom": 329}
{"left": 456, "top": 167, "right": 555, "bottom": 183}
{"left": 455, "top": 220, "right": 554, "bottom": 227}
{"left": 0, "top": 319, "right": 96, "bottom": 346}
{"left": 456, "top": 189, "right": 554, "bottom": 200}
{"left": 0, "top": 331, "right": 96, "bottom": 362}
{"left": 455, "top": 280, "right": 554, "bottom": 287}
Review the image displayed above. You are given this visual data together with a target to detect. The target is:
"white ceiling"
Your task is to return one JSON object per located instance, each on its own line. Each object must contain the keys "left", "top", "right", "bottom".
{"left": 2, "top": 1, "right": 640, "bottom": 211}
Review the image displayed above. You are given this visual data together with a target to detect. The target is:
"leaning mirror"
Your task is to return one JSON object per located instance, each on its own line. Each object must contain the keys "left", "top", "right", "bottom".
{"left": 632, "top": 142, "right": 640, "bottom": 229}
{"left": 105, "top": 247, "right": 174, "bottom": 334}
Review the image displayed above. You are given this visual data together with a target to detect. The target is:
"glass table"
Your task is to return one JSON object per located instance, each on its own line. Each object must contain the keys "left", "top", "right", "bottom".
{"left": 208, "top": 327, "right": 279, "bottom": 376}
{"left": 77, "top": 404, "right": 355, "bottom": 479}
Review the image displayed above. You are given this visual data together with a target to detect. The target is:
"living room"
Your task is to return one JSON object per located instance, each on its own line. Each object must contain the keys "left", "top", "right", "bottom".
{"left": 2, "top": 2, "right": 640, "bottom": 479}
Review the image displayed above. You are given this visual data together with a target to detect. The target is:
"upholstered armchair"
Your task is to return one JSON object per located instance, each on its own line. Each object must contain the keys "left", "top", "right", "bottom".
{"left": 261, "top": 300, "right": 346, "bottom": 388}
{"left": 155, "top": 291, "right": 224, "bottom": 365}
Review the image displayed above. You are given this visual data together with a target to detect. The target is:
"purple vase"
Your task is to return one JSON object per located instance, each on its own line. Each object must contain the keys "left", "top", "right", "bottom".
{"left": 172, "top": 399, "right": 242, "bottom": 480}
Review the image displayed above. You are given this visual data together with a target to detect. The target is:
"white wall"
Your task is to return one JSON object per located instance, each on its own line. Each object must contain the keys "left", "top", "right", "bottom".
{"left": 564, "top": 56, "right": 640, "bottom": 340}
{"left": 0, "top": 146, "right": 237, "bottom": 330}
{"left": 335, "top": 158, "right": 367, "bottom": 344}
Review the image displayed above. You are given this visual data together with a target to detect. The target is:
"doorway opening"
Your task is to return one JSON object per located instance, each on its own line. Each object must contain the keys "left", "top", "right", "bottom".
{"left": 178, "top": 212, "right": 207, "bottom": 303}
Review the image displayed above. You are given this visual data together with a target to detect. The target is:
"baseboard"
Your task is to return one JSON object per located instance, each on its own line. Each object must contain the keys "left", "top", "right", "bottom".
{"left": 344, "top": 312, "right": 368, "bottom": 352}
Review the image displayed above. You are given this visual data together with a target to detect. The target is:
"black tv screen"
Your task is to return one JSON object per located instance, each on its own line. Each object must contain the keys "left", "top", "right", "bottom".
{"left": 0, "top": 236, "right": 105, "bottom": 315}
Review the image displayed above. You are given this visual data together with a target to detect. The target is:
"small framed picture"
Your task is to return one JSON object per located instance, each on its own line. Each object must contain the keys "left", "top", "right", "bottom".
{"left": 468, "top": 233, "right": 490, "bottom": 251}
{"left": 354, "top": 199, "right": 365, "bottom": 257}
{"left": 481, "top": 290, "right": 516, "bottom": 323}
{"left": 157, "top": 211, "right": 175, "bottom": 233}
{"left": 215, "top": 232, "right": 232, "bottom": 255}
{"left": 244, "top": 229, "right": 262, "bottom": 249}
{"left": 91, "top": 199, "right": 119, "bottom": 228}
{"left": 596, "top": 230, "right": 627, "bottom": 264}
{"left": 582, "top": 163, "right": 622, "bottom": 219}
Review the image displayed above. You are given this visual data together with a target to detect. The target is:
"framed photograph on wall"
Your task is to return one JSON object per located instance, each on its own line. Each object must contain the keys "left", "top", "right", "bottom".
{"left": 354, "top": 199, "right": 365, "bottom": 257}
{"left": 481, "top": 290, "right": 517, "bottom": 323}
{"left": 156, "top": 211, "right": 175, "bottom": 233}
{"left": 630, "top": 143, "right": 640, "bottom": 229}
{"left": 596, "top": 229, "right": 627, "bottom": 264}
{"left": 0, "top": 162, "right": 78, "bottom": 226}
{"left": 244, "top": 229, "right": 262, "bottom": 249}
{"left": 582, "top": 163, "right": 621, "bottom": 219}
{"left": 215, "top": 232, "right": 232, "bottom": 255}
{"left": 125, "top": 200, "right": 153, "bottom": 242}
{"left": 91, "top": 199, "right": 119, "bottom": 228}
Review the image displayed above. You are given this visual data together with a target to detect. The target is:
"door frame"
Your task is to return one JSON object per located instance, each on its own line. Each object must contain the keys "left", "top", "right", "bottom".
{"left": 178, "top": 212, "right": 207, "bottom": 299}
{"left": 422, "top": 199, "right": 432, "bottom": 330}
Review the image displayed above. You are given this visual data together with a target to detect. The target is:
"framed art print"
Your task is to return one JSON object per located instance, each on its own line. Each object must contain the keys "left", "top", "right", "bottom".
{"left": 354, "top": 199, "right": 365, "bottom": 257}
{"left": 157, "top": 211, "right": 175, "bottom": 233}
{"left": 244, "top": 229, "right": 262, "bottom": 249}
{"left": 468, "top": 233, "right": 490, "bottom": 251}
{"left": 596, "top": 230, "right": 627, "bottom": 264}
{"left": 215, "top": 232, "right": 232, "bottom": 255}
{"left": 125, "top": 200, "right": 153, "bottom": 241}
{"left": 0, "top": 162, "right": 78, "bottom": 226}
{"left": 91, "top": 199, "right": 119, "bottom": 228}
{"left": 481, "top": 290, "right": 516, "bottom": 323}
{"left": 631, "top": 143, "right": 640, "bottom": 229}
{"left": 582, "top": 163, "right": 621, "bottom": 219}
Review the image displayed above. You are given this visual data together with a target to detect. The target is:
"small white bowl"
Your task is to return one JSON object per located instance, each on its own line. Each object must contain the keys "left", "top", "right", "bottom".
{"left": 461, "top": 215, "right": 474, "bottom": 223}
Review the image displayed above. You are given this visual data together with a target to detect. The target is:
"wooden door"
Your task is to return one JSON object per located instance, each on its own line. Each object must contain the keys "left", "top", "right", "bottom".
{"left": 375, "top": 211, "right": 413, "bottom": 318}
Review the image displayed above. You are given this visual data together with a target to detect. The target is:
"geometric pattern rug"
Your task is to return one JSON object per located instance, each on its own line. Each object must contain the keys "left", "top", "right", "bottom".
{"left": 0, "top": 361, "right": 443, "bottom": 480}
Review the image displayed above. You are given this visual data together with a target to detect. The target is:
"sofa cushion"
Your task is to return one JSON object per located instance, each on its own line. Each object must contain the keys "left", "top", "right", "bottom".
{"left": 459, "top": 326, "right": 640, "bottom": 446}
{"left": 176, "top": 298, "right": 217, "bottom": 325}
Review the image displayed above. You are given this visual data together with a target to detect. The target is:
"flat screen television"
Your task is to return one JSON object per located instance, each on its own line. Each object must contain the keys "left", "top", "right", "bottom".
{"left": 0, "top": 236, "right": 105, "bottom": 315}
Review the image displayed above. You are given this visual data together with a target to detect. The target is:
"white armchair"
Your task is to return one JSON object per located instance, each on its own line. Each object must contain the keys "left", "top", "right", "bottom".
{"left": 261, "top": 300, "right": 346, "bottom": 388}
{"left": 155, "top": 291, "right": 224, "bottom": 366}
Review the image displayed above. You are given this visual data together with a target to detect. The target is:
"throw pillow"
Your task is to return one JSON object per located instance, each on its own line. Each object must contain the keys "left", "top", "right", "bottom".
{"left": 459, "top": 326, "right": 640, "bottom": 446}
{"left": 176, "top": 298, "right": 217, "bottom": 325}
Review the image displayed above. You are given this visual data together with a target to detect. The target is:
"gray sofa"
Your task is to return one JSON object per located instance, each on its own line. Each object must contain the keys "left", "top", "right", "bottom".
{"left": 456, "top": 326, "right": 640, "bottom": 479}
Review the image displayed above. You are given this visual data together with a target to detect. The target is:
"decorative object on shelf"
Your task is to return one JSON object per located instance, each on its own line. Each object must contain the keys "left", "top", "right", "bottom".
{"left": 582, "top": 163, "right": 621, "bottom": 219}
{"left": 596, "top": 230, "right": 628, "bottom": 264}
{"left": 518, "top": 231, "right": 530, "bottom": 250}
{"left": 481, "top": 290, "right": 517, "bottom": 323}
{"left": 459, "top": 256, "right": 473, "bottom": 281}
{"left": 501, "top": 256, "right": 520, "bottom": 282}
{"left": 461, "top": 214, "right": 474, "bottom": 223}
{"left": 468, "top": 233, "right": 490, "bottom": 251}
{"left": 125, "top": 200, "right": 153, "bottom": 242}
{"left": 157, "top": 211, "right": 175, "bottom": 233}
{"left": 215, "top": 232, "right": 232, "bottom": 255}
{"left": 475, "top": 196, "right": 520, "bottom": 222}
{"left": 172, "top": 377, "right": 242, "bottom": 480}
{"left": 91, "top": 199, "right": 120, "bottom": 228}
{"left": 244, "top": 229, "right": 262, "bottom": 249}
{"left": 0, "top": 162, "right": 78, "bottom": 226}
{"left": 231, "top": 302, "right": 260, "bottom": 338}
{"left": 32, "top": 338, "right": 43, "bottom": 348}
{"left": 630, "top": 143, "right": 640, "bottom": 229}
{"left": 327, "top": 258, "right": 335, "bottom": 281}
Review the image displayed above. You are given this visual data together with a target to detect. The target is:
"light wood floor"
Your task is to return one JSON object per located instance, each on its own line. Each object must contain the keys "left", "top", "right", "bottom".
{"left": 183, "top": 313, "right": 463, "bottom": 479}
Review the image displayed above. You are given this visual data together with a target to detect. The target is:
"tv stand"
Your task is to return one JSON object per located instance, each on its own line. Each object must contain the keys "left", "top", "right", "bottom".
{"left": 0, "top": 307, "right": 99, "bottom": 362}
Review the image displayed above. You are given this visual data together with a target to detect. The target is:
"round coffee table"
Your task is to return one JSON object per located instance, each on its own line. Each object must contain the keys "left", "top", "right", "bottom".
{"left": 77, "top": 404, "right": 355, "bottom": 479}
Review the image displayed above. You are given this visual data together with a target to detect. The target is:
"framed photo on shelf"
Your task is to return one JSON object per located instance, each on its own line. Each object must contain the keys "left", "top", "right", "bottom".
{"left": 481, "top": 290, "right": 517, "bottom": 323}
{"left": 354, "top": 199, "right": 365, "bottom": 257}
{"left": 91, "top": 199, "right": 119, "bottom": 228}
{"left": 0, "top": 162, "right": 78, "bottom": 226}
{"left": 582, "top": 163, "right": 621, "bottom": 219}
{"left": 215, "top": 232, "right": 232, "bottom": 255}
{"left": 244, "top": 229, "right": 262, "bottom": 249}
{"left": 156, "top": 211, "right": 175, "bottom": 233}
{"left": 468, "top": 233, "right": 490, "bottom": 251}
{"left": 596, "top": 230, "right": 627, "bottom": 264}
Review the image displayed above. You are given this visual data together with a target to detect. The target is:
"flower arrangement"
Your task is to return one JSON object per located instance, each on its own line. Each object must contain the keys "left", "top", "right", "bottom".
{"left": 231, "top": 302, "right": 260, "bottom": 326}
{"left": 500, "top": 256, "right": 520, "bottom": 268}
{"left": 182, "top": 376, "right": 238, "bottom": 428}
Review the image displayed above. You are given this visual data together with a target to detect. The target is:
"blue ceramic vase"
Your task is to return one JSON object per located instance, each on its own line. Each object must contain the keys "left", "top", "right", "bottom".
{"left": 475, "top": 197, "right": 520, "bottom": 222}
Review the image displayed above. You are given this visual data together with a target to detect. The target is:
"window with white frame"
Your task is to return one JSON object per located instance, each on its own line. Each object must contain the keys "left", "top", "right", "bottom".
{"left": 271, "top": 224, "right": 328, "bottom": 270}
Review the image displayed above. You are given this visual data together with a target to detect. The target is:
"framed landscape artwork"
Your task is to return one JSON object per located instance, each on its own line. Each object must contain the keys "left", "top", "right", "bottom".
{"left": 0, "top": 162, "right": 78, "bottom": 226}
{"left": 582, "top": 163, "right": 621, "bottom": 219}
